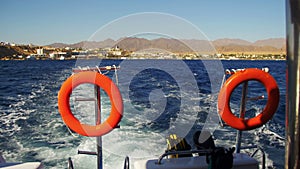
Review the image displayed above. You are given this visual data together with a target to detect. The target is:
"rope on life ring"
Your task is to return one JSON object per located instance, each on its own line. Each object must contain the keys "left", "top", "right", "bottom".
{"left": 58, "top": 71, "right": 123, "bottom": 137}
{"left": 218, "top": 68, "right": 279, "bottom": 131}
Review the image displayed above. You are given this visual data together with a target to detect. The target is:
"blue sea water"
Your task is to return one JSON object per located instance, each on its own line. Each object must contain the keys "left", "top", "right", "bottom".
{"left": 0, "top": 59, "right": 286, "bottom": 169}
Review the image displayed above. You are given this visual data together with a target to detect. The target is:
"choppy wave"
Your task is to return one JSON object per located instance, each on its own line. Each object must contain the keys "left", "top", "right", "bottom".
{"left": 0, "top": 60, "right": 285, "bottom": 169}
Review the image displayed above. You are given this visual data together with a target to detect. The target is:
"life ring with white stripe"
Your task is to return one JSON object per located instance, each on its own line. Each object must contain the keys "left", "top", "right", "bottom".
{"left": 58, "top": 71, "right": 123, "bottom": 137}
{"left": 218, "top": 68, "right": 279, "bottom": 130}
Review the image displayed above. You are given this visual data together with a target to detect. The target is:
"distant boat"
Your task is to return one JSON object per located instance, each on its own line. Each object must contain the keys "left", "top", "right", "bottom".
{"left": 26, "top": 55, "right": 36, "bottom": 60}
{"left": 59, "top": 56, "right": 65, "bottom": 60}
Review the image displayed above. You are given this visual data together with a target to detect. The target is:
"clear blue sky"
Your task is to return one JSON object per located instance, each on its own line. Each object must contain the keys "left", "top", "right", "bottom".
{"left": 0, "top": 0, "right": 285, "bottom": 45}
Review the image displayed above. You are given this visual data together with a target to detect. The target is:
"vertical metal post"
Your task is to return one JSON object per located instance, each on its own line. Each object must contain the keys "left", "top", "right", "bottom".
{"left": 286, "top": 0, "right": 300, "bottom": 168}
{"left": 235, "top": 81, "right": 248, "bottom": 153}
{"left": 95, "top": 85, "right": 103, "bottom": 169}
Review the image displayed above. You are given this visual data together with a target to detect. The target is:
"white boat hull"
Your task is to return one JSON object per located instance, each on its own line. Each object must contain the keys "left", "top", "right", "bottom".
{"left": 134, "top": 153, "right": 258, "bottom": 169}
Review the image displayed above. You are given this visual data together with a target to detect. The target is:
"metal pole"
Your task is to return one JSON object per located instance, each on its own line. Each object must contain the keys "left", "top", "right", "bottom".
{"left": 95, "top": 85, "right": 103, "bottom": 169}
{"left": 235, "top": 81, "right": 248, "bottom": 153}
{"left": 286, "top": 0, "right": 300, "bottom": 168}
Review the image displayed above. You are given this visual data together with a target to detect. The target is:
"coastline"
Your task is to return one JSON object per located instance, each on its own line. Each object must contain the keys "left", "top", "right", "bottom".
{"left": 0, "top": 56, "right": 286, "bottom": 61}
{"left": 0, "top": 42, "right": 286, "bottom": 61}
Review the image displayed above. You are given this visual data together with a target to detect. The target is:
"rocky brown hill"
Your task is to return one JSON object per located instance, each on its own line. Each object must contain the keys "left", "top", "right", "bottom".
{"left": 48, "top": 37, "right": 285, "bottom": 54}
{"left": 212, "top": 38, "right": 253, "bottom": 46}
{"left": 213, "top": 38, "right": 285, "bottom": 54}
{"left": 253, "top": 38, "right": 286, "bottom": 48}
{"left": 0, "top": 45, "right": 35, "bottom": 58}
{"left": 49, "top": 39, "right": 115, "bottom": 49}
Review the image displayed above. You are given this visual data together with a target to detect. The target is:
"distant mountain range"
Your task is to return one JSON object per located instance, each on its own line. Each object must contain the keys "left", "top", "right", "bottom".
{"left": 48, "top": 37, "right": 286, "bottom": 54}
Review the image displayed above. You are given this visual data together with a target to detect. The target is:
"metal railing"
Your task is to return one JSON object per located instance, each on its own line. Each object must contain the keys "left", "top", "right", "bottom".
{"left": 67, "top": 66, "right": 120, "bottom": 169}
{"left": 222, "top": 68, "right": 267, "bottom": 169}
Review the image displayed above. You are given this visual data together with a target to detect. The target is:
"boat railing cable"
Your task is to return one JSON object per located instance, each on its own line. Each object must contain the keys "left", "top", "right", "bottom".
{"left": 95, "top": 66, "right": 110, "bottom": 75}
{"left": 72, "top": 65, "right": 120, "bottom": 73}
{"left": 218, "top": 73, "right": 227, "bottom": 127}
{"left": 65, "top": 123, "right": 79, "bottom": 138}
{"left": 96, "top": 66, "right": 102, "bottom": 74}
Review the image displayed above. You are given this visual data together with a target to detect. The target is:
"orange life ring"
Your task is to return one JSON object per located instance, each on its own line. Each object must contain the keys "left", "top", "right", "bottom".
{"left": 58, "top": 71, "right": 123, "bottom": 137}
{"left": 218, "top": 68, "right": 279, "bottom": 130}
